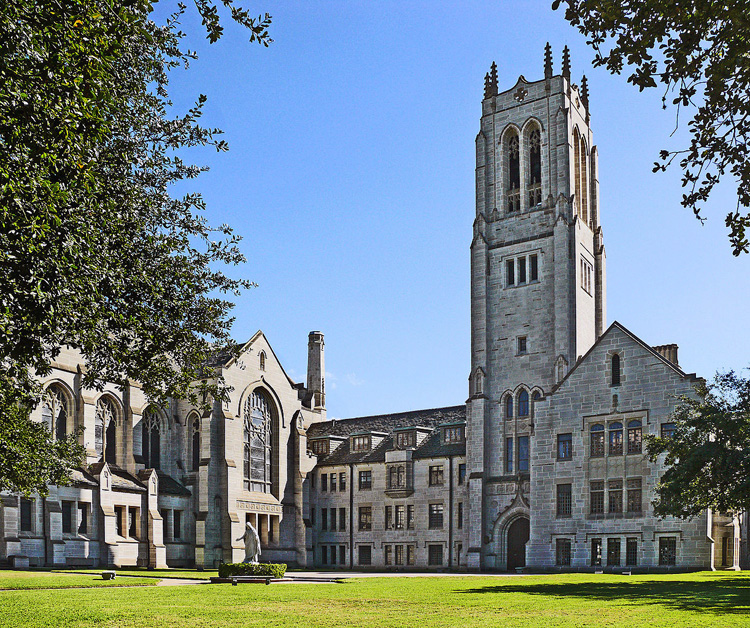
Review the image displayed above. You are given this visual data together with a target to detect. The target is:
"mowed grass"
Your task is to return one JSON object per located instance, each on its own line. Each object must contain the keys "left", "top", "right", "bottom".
{"left": 54, "top": 568, "right": 218, "bottom": 580}
{"left": 0, "top": 570, "right": 156, "bottom": 590}
{"left": 1, "top": 571, "right": 750, "bottom": 627}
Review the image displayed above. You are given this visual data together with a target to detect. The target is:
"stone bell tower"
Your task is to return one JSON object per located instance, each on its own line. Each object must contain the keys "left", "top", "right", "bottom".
{"left": 465, "top": 45, "right": 606, "bottom": 571}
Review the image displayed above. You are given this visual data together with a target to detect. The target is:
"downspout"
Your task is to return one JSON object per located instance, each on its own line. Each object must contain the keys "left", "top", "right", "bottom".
{"left": 349, "top": 463, "right": 354, "bottom": 568}
{"left": 448, "top": 456, "right": 454, "bottom": 569}
{"left": 42, "top": 498, "right": 48, "bottom": 566}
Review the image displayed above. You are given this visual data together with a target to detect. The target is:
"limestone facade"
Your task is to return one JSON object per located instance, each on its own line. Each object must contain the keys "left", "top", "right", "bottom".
{"left": 0, "top": 332, "right": 325, "bottom": 568}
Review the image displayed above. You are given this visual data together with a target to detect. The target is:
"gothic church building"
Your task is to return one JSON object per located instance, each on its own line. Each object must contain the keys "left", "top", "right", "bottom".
{"left": 0, "top": 48, "right": 741, "bottom": 572}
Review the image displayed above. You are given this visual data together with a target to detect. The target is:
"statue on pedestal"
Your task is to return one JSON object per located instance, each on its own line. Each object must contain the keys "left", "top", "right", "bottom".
{"left": 237, "top": 521, "right": 261, "bottom": 564}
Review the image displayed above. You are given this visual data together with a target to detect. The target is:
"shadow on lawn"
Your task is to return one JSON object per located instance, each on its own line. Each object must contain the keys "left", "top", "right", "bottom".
{"left": 457, "top": 577, "right": 750, "bottom": 614}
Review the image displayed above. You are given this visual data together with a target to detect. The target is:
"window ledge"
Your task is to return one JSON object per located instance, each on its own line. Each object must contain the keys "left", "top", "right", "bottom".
{"left": 385, "top": 488, "right": 414, "bottom": 498}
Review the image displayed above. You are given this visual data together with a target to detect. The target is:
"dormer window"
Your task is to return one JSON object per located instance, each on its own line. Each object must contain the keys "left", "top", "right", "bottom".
{"left": 396, "top": 431, "right": 415, "bottom": 448}
{"left": 443, "top": 425, "right": 465, "bottom": 444}
{"left": 310, "top": 439, "right": 329, "bottom": 456}
{"left": 352, "top": 435, "right": 370, "bottom": 452}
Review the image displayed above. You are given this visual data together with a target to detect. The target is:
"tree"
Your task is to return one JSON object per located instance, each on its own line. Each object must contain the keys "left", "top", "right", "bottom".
{"left": 0, "top": 0, "right": 270, "bottom": 494}
{"left": 646, "top": 371, "right": 750, "bottom": 518}
{"left": 553, "top": 0, "right": 750, "bottom": 255}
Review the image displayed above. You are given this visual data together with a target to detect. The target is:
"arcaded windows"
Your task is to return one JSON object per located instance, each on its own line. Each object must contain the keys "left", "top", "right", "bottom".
{"left": 507, "top": 131, "right": 521, "bottom": 212}
{"left": 259, "top": 350, "right": 266, "bottom": 371}
{"left": 518, "top": 390, "right": 530, "bottom": 417}
{"left": 141, "top": 407, "right": 161, "bottom": 470}
{"left": 528, "top": 128, "right": 542, "bottom": 206}
{"left": 557, "top": 433, "right": 572, "bottom": 460}
{"left": 95, "top": 396, "right": 118, "bottom": 463}
{"left": 611, "top": 353, "right": 621, "bottom": 387}
{"left": 627, "top": 420, "right": 643, "bottom": 454}
{"left": 608, "top": 422, "right": 623, "bottom": 456}
{"left": 42, "top": 385, "right": 69, "bottom": 441}
{"left": 590, "top": 424, "right": 605, "bottom": 457}
{"left": 191, "top": 417, "right": 201, "bottom": 472}
{"left": 243, "top": 389, "right": 274, "bottom": 493}
{"left": 556, "top": 538, "right": 572, "bottom": 566}
{"left": 506, "top": 254, "right": 540, "bottom": 288}
{"left": 505, "top": 395, "right": 513, "bottom": 419}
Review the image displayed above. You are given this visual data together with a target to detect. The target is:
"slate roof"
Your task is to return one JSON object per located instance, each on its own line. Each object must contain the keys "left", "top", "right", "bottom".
{"left": 308, "top": 405, "right": 466, "bottom": 466}
{"left": 89, "top": 463, "right": 147, "bottom": 493}
{"left": 156, "top": 471, "right": 192, "bottom": 496}
{"left": 70, "top": 467, "right": 99, "bottom": 488}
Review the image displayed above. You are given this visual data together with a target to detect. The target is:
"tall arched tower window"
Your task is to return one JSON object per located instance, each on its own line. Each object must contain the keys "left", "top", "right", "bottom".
{"left": 142, "top": 407, "right": 161, "bottom": 469}
{"left": 504, "top": 394, "right": 513, "bottom": 419}
{"left": 191, "top": 415, "right": 200, "bottom": 472}
{"left": 528, "top": 128, "right": 542, "bottom": 207}
{"left": 506, "top": 131, "right": 521, "bottom": 212}
{"left": 42, "top": 385, "right": 69, "bottom": 441}
{"left": 244, "top": 389, "right": 274, "bottom": 493}
{"left": 518, "top": 390, "right": 530, "bottom": 417}
{"left": 96, "top": 396, "right": 118, "bottom": 463}
{"left": 580, "top": 136, "right": 589, "bottom": 225}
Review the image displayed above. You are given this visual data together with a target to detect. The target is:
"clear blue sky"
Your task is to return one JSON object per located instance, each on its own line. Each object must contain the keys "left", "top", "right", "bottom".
{"left": 159, "top": 1, "right": 750, "bottom": 419}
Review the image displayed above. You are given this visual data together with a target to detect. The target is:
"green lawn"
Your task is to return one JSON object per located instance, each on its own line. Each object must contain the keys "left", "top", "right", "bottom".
{"left": 1, "top": 572, "right": 749, "bottom": 626}
{"left": 53, "top": 568, "right": 218, "bottom": 580}
{"left": 0, "top": 570, "right": 156, "bottom": 590}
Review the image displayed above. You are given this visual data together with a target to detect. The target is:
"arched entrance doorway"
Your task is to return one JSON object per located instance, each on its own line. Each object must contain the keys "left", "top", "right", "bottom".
{"left": 506, "top": 517, "right": 529, "bottom": 571}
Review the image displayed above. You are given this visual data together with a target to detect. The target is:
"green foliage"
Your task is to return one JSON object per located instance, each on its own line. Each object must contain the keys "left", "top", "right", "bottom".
{"left": 646, "top": 371, "right": 750, "bottom": 518}
{"left": 0, "top": 0, "right": 270, "bottom": 493}
{"left": 553, "top": 0, "right": 750, "bottom": 255}
{"left": 218, "top": 562, "right": 287, "bottom": 578}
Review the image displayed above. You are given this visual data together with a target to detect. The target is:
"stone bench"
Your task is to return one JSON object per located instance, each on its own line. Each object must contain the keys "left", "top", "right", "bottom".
{"left": 101, "top": 571, "right": 116, "bottom": 580}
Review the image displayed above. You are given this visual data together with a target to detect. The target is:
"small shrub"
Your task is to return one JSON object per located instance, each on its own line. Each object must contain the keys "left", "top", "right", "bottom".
{"left": 218, "top": 563, "right": 287, "bottom": 579}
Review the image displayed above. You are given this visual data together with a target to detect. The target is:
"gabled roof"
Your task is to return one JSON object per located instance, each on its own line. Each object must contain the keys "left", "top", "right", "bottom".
{"left": 208, "top": 330, "right": 298, "bottom": 388}
{"left": 551, "top": 320, "right": 700, "bottom": 394}
{"left": 89, "top": 463, "right": 148, "bottom": 493}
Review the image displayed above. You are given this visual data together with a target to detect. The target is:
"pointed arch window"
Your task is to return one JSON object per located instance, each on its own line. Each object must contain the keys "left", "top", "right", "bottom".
{"left": 611, "top": 354, "right": 621, "bottom": 387}
{"left": 42, "top": 385, "right": 69, "bottom": 441}
{"left": 191, "top": 416, "right": 201, "bottom": 472}
{"left": 259, "top": 351, "right": 266, "bottom": 372}
{"left": 142, "top": 407, "right": 161, "bottom": 469}
{"left": 96, "top": 397, "right": 118, "bottom": 463}
{"left": 528, "top": 128, "right": 542, "bottom": 206}
{"left": 244, "top": 389, "right": 274, "bottom": 493}
{"left": 504, "top": 395, "right": 513, "bottom": 419}
{"left": 506, "top": 132, "right": 521, "bottom": 212}
{"left": 531, "top": 390, "right": 542, "bottom": 417}
{"left": 518, "top": 390, "right": 530, "bottom": 417}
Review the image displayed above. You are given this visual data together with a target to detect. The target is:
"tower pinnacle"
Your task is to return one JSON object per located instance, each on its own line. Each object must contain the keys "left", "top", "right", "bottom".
{"left": 544, "top": 43, "right": 553, "bottom": 79}
{"left": 562, "top": 45, "right": 571, "bottom": 80}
